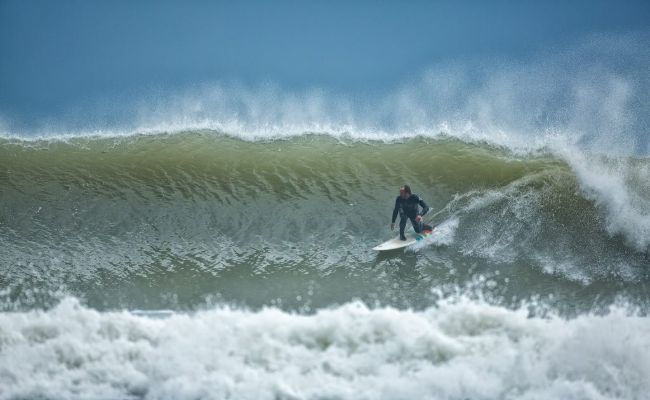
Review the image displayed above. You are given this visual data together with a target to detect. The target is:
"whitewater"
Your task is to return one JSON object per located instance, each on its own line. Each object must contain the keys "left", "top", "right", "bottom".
{"left": 2, "top": 296, "right": 649, "bottom": 400}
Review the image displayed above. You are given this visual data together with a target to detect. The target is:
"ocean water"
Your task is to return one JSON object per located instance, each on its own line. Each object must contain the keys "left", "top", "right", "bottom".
{"left": 1, "top": 127, "right": 650, "bottom": 399}
{"left": 1, "top": 28, "right": 650, "bottom": 399}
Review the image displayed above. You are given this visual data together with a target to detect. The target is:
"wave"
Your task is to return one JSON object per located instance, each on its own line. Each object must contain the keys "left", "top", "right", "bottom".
{"left": 1, "top": 132, "right": 649, "bottom": 313}
{"left": 0, "top": 296, "right": 648, "bottom": 400}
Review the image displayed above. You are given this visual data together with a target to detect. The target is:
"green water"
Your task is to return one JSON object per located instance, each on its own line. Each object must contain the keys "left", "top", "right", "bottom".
{"left": 1, "top": 132, "right": 648, "bottom": 314}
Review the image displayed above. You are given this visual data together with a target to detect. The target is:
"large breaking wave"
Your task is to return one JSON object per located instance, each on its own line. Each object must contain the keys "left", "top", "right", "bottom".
{"left": 1, "top": 132, "right": 649, "bottom": 313}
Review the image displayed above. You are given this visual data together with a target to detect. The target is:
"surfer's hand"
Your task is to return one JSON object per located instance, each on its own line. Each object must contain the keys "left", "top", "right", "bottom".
{"left": 390, "top": 223, "right": 395, "bottom": 231}
{"left": 415, "top": 215, "right": 422, "bottom": 222}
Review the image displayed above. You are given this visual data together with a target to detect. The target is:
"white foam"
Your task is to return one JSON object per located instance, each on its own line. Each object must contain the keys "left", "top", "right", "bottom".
{"left": 409, "top": 217, "right": 459, "bottom": 252}
{"left": 0, "top": 297, "right": 648, "bottom": 399}
{"left": 557, "top": 146, "right": 650, "bottom": 252}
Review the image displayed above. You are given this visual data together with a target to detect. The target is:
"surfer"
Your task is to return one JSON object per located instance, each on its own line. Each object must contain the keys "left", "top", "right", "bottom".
{"left": 390, "top": 185, "right": 432, "bottom": 240}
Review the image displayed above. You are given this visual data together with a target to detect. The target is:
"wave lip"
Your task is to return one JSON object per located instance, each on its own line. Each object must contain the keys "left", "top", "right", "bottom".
{"left": 1, "top": 297, "right": 649, "bottom": 400}
{"left": 560, "top": 148, "right": 650, "bottom": 252}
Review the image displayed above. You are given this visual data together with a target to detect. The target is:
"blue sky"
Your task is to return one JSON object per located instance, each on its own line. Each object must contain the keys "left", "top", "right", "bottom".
{"left": 1, "top": 0, "right": 649, "bottom": 132}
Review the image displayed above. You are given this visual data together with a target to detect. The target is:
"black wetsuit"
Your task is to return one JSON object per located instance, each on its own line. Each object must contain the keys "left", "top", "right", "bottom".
{"left": 391, "top": 194, "right": 430, "bottom": 239}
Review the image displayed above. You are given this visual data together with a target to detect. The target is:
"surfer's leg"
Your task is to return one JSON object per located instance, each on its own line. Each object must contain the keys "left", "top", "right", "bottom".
{"left": 410, "top": 216, "right": 422, "bottom": 233}
{"left": 399, "top": 218, "right": 407, "bottom": 240}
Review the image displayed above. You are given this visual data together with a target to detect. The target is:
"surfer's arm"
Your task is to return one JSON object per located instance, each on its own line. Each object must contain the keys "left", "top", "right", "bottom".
{"left": 391, "top": 197, "right": 399, "bottom": 223}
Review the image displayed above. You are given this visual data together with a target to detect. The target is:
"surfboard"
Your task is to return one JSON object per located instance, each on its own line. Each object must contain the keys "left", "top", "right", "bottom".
{"left": 372, "top": 229, "right": 433, "bottom": 251}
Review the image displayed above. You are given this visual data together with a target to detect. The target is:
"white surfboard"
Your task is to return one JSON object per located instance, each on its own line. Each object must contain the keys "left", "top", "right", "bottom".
{"left": 372, "top": 229, "right": 433, "bottom": 251}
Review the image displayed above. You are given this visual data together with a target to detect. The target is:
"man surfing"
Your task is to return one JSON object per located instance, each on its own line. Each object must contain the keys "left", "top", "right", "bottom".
{"left": 390, "top": 185, "right": 433, "bottom": 240}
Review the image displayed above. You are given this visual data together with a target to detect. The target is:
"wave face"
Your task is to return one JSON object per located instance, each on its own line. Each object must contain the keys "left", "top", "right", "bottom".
{"left": 1, "top": 132, "right": 649, "bottom": 314}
